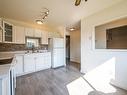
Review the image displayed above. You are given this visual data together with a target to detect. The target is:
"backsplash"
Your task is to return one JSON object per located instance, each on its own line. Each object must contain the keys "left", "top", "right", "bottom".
{"left": 0, "top": 43, "right": 48, "bottom": 52}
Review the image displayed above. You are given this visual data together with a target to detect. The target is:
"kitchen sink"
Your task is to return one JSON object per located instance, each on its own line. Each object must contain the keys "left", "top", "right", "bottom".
{"left": 0, "top": 58, "right": 13, "bottom": 65}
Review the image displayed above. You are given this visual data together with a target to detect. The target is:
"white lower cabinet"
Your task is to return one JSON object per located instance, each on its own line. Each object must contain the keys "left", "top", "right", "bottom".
{"left": 35, "top": 54, "right": 45, "bottom": 71}
{"left": 44, "top": 53, "right": 51, "bottom": 69}
{"left": 24, "top": 54, "right": 36, "bottom": 73}
{"left": 14, "top": 52, "right": 51, "bottom": 76}
{"left": 36, "top": 53, "right": 51, "bottom": 71}
{"left": 14, "top": 55, "right": 24, "bottom": 76}
{"left": 22, "top": 52, "right": 51, "bottom": 74}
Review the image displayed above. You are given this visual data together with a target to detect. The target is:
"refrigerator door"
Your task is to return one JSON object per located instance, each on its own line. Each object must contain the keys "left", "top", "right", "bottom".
{"left": 52, "top": 48, "right": 64, "bottom": 68}
{"left": 53, "top": 38, "right": 64, "bottom": 48}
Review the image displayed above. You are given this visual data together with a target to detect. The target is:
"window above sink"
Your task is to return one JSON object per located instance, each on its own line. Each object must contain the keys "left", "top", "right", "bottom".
{"left": 26, "top": 37, "right": 40, "bottom": 48}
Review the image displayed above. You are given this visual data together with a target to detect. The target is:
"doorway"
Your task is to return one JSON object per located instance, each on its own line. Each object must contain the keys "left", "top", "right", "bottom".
{"left": 66, "top": 36, "right": 70, "bottom": 64}
{"left": 66, "top": 29, "right": 81, "bottom": 71}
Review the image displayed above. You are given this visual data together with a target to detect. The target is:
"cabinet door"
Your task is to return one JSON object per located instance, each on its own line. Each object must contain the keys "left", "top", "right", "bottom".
{"left": 15, "top": 55, "right": 23, "bottom": 76}
{"left": 3, "top": 21, "right": 14, "bottom": 42}
{"left": 24, "top": 54, "right": 35, "bottom": 73}
{"left": 0, "top": 18, "right": 2, "bottom": 42}
{"left": 35, "top": 54, "right": 45, "bottom": 71}
{"left": 0, "top": 18, "right": 2, "bottom": 29}
{"left": 35, "top": 53, "right": 51, "bottom": 71}
{"left": 0, "top": 29, "right": 2, "bottom": 42}
{"left": 14, "top": 26, "right": 25, "bottom": 44}
{"left": 25, "top": 27, "right": 34, "bottom": 37}
{"left": 34, "top": 29, "right": 42, "bottom": 37}
{"left": 41, "top": 31, "right": 48, "bottom": 44}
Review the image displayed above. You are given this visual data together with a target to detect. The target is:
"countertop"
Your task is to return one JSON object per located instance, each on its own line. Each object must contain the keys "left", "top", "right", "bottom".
{"left": 0, "top": 50, "right": 51, "bottom": 60}
{"left": 0, "top": 52, "right": 14, "bottom": 60}
{"left": 0, "top": 52, "right": 17, "bottom": 79}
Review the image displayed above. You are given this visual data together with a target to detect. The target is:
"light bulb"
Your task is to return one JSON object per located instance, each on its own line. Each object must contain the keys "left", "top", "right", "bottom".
{"left": 36, "top": 20, "right": 43, "bottom": 24}
{"left": 46, "top": 11, "right": 49, "bottom": 15}
{"left": 70, "top": 28, "right": 75, "bottom": 31}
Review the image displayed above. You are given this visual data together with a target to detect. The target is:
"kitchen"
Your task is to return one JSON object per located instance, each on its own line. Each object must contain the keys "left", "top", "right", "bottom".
{"left": 0, "top": 17, "right": 65, "bottom": 95}
{"left": 1, "top": 0, "right": 127, "bottom": 95}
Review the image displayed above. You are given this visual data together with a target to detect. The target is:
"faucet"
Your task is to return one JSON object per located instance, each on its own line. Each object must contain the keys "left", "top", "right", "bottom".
{"left": 31, "top": 45, "right": 35, "bottom": 53}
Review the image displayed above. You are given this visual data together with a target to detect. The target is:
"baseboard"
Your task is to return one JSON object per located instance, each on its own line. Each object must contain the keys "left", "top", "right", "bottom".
{"left": 110, "top": 79, "right": 127, "bottom": 90}
{"left": 80, "top": 68, "right": 87, "bottom": 74}
{"left": 70, "top": 58, "right": 80, "bottom": 63}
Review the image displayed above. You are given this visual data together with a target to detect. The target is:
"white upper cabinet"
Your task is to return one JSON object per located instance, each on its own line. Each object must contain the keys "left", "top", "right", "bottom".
{"left": 0, "top": 18, "right": 2, "bottom": 29}
{"left": 0, "top": 19, "right": 49, "bottom": 44}
{"left": 3, "top": 21, "right": 14, "bottom": 43}
{"left": 25, "top": 27, "right": 34, "bottom": 37}
{"left": 0, "top": 30, "right": 2, "bottom": 42}
{"left": 24, "top": 27, "right": 49, "bottom": 44}
{"left": 41, "top": 31, "right": 48, "bottom": 44}
{"left": 14, "top": 26, "right": 25, "bottom": 44}
{"left": 0, "top": 18, "right": 2, "bottom": 42}
{"left": 34, "top": 29, "right": 42, "bottom": 37}
{"left": 25, "top": 28, "right": 42, "bottom": 38}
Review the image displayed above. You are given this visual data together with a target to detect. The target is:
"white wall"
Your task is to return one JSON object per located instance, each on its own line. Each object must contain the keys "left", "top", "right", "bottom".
{"left": 95, "top": 26, "right": 106, "bottom": 49}
{"left": 65, "top": 31, "right": 70, "bottom": 36}
{"left": 70, "top": 30, "right": 81, "bottom": 63}
{"left": 81, "top": 0, "right": 127, "bottom": 90}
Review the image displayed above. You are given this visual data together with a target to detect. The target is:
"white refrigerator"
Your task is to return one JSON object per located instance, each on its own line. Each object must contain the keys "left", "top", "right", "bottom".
{"left": 49, "top": 38, "right": 65, "bottom": 68}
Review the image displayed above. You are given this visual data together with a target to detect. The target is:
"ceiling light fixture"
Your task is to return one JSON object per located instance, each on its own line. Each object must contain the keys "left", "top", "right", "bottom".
{"left": 70, "top": 28, "right": 75, "bottom": 31}
{"left": 75, "top": 0, "right": 88, "bottom": 6}
{"left": 36, "top": 20, "right": 43, "bottom": 25}
{"left": 36, "top": 8, "right": 49, "bottom": 24}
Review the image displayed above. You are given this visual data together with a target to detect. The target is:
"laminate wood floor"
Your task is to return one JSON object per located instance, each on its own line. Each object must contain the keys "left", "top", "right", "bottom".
{"left": 16, "top": 63, "right": 127, "bottom": 95}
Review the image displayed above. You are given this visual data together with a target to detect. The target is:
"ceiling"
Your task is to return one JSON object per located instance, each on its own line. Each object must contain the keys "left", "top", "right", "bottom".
{"left": 0, "top": 0, "right": 124, "bottom": 28}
